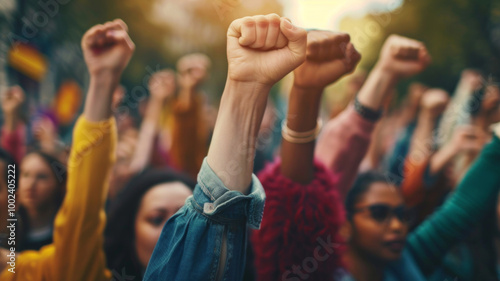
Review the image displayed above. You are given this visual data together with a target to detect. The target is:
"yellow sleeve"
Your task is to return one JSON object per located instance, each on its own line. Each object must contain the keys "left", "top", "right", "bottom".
{"left": 0, "top": 116, "right": 115, "bottom": 281}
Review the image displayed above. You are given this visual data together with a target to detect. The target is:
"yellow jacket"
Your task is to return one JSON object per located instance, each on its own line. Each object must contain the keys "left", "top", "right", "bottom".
{"left": 1, "top": 117, "right": 116, "bottom": 280}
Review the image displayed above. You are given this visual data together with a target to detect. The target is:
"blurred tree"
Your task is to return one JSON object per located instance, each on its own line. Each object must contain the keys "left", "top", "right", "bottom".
{"left": 341, "top": 0, "right": 500, "bottom": 96}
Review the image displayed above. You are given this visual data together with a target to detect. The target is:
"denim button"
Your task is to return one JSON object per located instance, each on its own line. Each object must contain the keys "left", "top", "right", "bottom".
{"left": 204, "top": 203, "right": 215, "bottom": 214}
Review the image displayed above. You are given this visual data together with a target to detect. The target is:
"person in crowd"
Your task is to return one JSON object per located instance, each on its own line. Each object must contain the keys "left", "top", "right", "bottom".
{"left": 253, "top": 29, "right": 362, "bottom": 281}
{"left": 399, "top": 81, "right": 498, "bottom": 281}
{"left": 30, "top": 112, "right": 67, "bottom": 161}
{"left": 0, "top": 85, "right": 27, "bottom": 164}
{"left": 143, "top": 13, "right": 307, "bottom": 280}
{"left": 396, "top": 88, "right": 450, "bottom": 186}
{"left": 253, "top": 31, "right": 436, "bottom": 280}
{"left": 0, "top": 18, "right": 135, "bottom": 280}
{"left": 17, "top": 151, "right": 66, "bottom": 251}
{"left": 341, "top": 137, "right": 500, "bottom": 281}
{"left": 105, "top": 168, "right": 195, "bottom": 279}
{"left": 438, "top": 69, "right": 484, "bottom": 146}
{"left": 379, "top": 82, "right": 427, "bottom": 176}
{"left": 169, "top": 53, "right": 212, "bottom": 179}
{"left": 108, "top": 70, "right": 176, "bottom": 199}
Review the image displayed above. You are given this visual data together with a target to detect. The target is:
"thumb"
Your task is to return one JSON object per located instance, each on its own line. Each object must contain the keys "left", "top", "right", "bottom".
{"left": 279, "top": 18, "right": 307, "bottom": 60}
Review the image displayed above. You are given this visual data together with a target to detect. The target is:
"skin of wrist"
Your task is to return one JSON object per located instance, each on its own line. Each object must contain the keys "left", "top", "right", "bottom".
{"left": 292, "top": 81, "right": 326, "bottom": 93}
{"left": 372, "top": 62, "right": 399, "bottom": 83}
{"left": 224, "top": 78, "right": 271, "bottom": 105}
{"left": 89, "top": 66, "right": 123, "bottom": 79}
{"left": 418, "top": 109, "right": 439, "bottom": 123}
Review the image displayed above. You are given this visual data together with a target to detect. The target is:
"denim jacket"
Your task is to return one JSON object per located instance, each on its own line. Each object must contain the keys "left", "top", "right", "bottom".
{"left": 144, "top": 158, "right": 266, "bottom": 281}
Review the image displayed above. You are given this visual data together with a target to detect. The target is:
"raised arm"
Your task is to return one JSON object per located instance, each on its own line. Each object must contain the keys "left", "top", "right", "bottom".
{"left": 129, "top": 70, "right": 175, "bottom": 173}
{"left": 402, "top": 89, "right": 449, "bottom": 187}
{"left": 281, "top": 31, "right": 360, "bottom": 184}
{"left": 170, "top": 54, "right": 210, "bottom": 178}
{"left": 0, "top": 86, "right": 26, "bottom": 164}
{"left": 0, "top": 19, "right": 135, "bottom": 281}
{"left": 315, "top": 35, "right": 431, "bottom": 197}
{"left": 51, "top": 19, "right": 134, "bottom": 281}
{"left": 408, "top": 124, "right": 500, "bottom": 275}
{"left": 207, "top": 14, "right": 307, "bottom": 191}
{"left": 144, "top": 14, "right": 307, "bottom": 281}
{"left": 253, "top": 31, "right": 361, "bottom": 281}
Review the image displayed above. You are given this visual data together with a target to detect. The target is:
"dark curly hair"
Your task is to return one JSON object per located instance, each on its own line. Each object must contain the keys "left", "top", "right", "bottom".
{"left": 104, "top": 168, "right": 195, "bottom": 280}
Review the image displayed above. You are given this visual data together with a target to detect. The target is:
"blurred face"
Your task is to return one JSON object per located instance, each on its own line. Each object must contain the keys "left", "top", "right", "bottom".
{"left": 134, "top": 182, "right": 192, "bottom": 268}
{"left": 19, "top": 154, "right": 59, "bottom": 212}
{"left": 349, "top": 182, "right": 409, "bottom": 262}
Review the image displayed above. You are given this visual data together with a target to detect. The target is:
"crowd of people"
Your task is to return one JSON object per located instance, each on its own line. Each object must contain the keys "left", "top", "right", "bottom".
{"left": 0, "top": 13, "right": 499, "bottom": 281}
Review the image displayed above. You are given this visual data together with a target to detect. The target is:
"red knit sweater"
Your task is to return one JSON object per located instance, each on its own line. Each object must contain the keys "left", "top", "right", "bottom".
{"left": 253, "top": 159, "right": 345, "bottom": 281}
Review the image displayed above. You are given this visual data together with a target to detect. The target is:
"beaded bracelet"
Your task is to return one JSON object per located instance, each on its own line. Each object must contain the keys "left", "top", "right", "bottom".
{"left": 282, "top": 118, "right": 323, "bottom": 144}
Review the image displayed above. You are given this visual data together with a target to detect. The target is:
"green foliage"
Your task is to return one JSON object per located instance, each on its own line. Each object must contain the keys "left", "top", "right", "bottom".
{"left": 362, "top": 0, "right": 500, "bottom": 94}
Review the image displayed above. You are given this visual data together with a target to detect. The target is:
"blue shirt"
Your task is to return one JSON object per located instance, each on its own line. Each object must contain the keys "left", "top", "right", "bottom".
{"left": 144, "top": 158, "right": 266, "bottom": 281}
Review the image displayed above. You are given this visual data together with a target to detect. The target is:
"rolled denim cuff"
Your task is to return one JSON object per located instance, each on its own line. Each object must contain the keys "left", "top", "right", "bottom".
{"left": 195, "top": 158, "right": 266, "bottom": 229}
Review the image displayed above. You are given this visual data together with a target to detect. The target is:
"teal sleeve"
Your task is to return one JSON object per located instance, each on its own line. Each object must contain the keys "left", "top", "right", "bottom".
{"left": 407, "top": 135, "right": 500, "bottom": 275}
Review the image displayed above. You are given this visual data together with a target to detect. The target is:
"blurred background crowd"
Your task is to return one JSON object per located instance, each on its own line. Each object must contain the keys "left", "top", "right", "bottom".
{"left": 1, "top": 0, "right": 500, "bottom": 280}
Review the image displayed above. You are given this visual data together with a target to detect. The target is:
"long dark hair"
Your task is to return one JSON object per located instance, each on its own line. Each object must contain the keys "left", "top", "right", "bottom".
{"left": 104, "top": 168, "right": 195, "bottom": 279}
{"left": 18, "top": 150, "right": 67, "bottom": 251}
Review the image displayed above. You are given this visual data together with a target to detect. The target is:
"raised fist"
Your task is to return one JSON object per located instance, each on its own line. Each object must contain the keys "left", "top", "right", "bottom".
{"left": 149, "top": 70, "right": 176, "bottom": 101}
{"left": 460, "top": 69, "right": 483, "bottom": 92}
{"left": 177, "top": 53, "right": 211, "bottom": 90}
{"left": 226, "top": 14, "right": 307, "bottom": 85}
{"left": 450, "top": 125, "right": 488, "bottom": 154}
{"left": 377, "top": 35, "right": 431, "bottom": 79}
{"left": 82, "top": 19, "right": 135, "bottom": 76}
{"left": 32, "top": 116, "right": 57, "bottom": 142}
{"left": 1, "top": 86, "right": 25, "bottom": 115}
{"left": 293, "top": 31, "right": 361, "bottom": 90}
{"left": 420, "top": 89, "right": 449, "bottom": 118}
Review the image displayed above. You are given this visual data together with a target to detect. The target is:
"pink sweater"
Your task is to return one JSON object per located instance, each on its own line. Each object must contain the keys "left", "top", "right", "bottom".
{"left": 315, "top": 105, "right": 376, "bottom": 197}
{"left": 1, "top": 124, "right": 26, "bottom": 164}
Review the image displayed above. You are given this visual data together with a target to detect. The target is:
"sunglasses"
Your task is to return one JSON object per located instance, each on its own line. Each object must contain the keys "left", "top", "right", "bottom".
{"left": 353, "top": 204, "right": 414, "bottom": 225}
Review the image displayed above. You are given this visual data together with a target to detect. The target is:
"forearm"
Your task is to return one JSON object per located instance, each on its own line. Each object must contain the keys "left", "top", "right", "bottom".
{"left": 401, "top": 157, "right": 429, "bottom": 207}
{"left": 429, "top": 144, "right": 457, "bottom": 175}
{"left": 1, "top": 123, "right": 26, "bottom": 164}
{"left": 407, "top": 111, "right": 436, "bottom": 166}
{"left": 50, "top": 116, "right": 116, "bottom": 280}
{"left": 2, "top": 114, "right": 21, "bottom": 132}
{"left": 83, "top": 72, "right": 120, "bottom": 122}
{"left": 207, "top": 79, "right": 270, "bottom": 192}
{"left": 130, "top": 97, "right": 164, "bottom": 172}
{"left": 315, "top": 106, "right": 376, "bottom": 197}
{"left": 281, "top": 86, "right": 322, "bottom": 184}
{"left": 176, "top": 87, "right": 196, "bottom": 112}
{"left": 356, "top": 65, "right": 397, "bottom": 111}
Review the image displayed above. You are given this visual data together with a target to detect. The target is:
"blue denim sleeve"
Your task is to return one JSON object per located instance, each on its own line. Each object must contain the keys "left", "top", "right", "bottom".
{"left": 143, "top": 158, "right": 266, "bottom": 281}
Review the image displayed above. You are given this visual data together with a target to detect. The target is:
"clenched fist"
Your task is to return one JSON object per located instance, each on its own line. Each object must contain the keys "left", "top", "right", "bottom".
{"left": 226, "top": 14, "right": 307, "bottom": 85}
{"left": 149, "top": 70, "right": 176, "bottom": 101}
{"left": 82, "top": 19, "right": 135, "bottom": 76}
{"left": 177, "top": 53, "right": 210, "bottom": 90}
{"left": 1, "top": 86, "right": 25, "bottom": 116}
{"left": 450, "top": 125, "right": 488, "bottom": 154}
{"left": 293, "top": 31, "right": 361, "bottom": 90}
{"left": 420, "top": 89, "right": 449, "bottom": 119}
{"left": 377, "top": 35, "right": 431, "bottom": 79}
